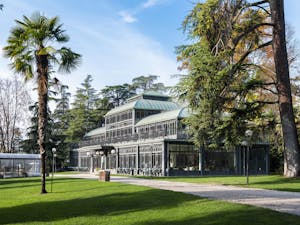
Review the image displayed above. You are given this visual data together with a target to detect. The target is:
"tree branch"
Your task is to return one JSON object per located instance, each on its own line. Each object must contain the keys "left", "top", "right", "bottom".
{"left": 253, "top": 100, "right": 279, "bottom": 104}
{"left": 233, "top": 23, "right": 273, "bottom": 47}
{"left": 247, "top": 0, "right": 269, "bottom": 8}
{"left": 234, "top": 40, "right": 272, "bottom": 71}
{"left": 260, "top": 86, "right": 278, "bottom": 95}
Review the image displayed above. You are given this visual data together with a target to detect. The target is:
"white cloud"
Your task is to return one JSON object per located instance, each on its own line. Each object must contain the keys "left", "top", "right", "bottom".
{"left": 65, "top": 19, "right": 181, "bottom": 94}
{"left": 142, "top": 0, "right": 159, "bottom": 9}
{"left": 119, "top": 11, "right": 138, "bottom": 23}
{"left": 119, "top": 0, "right": 166, "bottom": 24}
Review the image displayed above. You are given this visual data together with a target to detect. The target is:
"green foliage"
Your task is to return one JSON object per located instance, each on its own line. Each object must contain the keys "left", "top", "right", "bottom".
{"left": 3, "top": 12, "right": 81, "bottom": 81}
{"left": 66, "top": 75, "right": 103, "bottom": 143}
{"left": 101, "top": 83, "right": 135, "bottom": 107}
{"left": 131, "top": 75, "right": 168, "bottom": 93}
{"left": 21, "top": 84, "right": 72, "bottom": 169}
{"left": 177, "top": 0, "right": 273, "bottom": 148}
{"left": 51, "top": 84, "right": 72, "bottom": 168}
{"left": 20, "top": 103, "right": 39, "bottom": 154}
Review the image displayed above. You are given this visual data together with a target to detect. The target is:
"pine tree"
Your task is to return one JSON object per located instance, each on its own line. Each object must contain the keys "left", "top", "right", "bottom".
{"left": 51, "top": 84, "right": 72, "bottom": 169}
{"left": 66, "top": 75, "right": 102, "bottom": 143}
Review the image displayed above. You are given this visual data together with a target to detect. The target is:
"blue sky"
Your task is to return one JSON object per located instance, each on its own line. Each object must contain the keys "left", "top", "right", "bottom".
{"left": 0, "top": 0, "right": 299, "bottom": 97}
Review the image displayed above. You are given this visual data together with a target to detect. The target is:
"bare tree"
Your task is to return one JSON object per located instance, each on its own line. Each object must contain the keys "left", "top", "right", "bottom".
{"left": 0, "top": 76, "right": 31, "bottom": 153}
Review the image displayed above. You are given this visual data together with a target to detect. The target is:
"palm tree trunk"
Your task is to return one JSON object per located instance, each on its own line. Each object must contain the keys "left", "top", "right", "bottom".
{"left": 36, "top": 53, "right": 49, "bottom": 193}
{"left": 270, "top": 0, "right": 300, "bottom": 177}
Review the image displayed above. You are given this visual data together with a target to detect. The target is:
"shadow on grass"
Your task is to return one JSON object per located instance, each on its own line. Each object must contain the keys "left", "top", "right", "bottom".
{"left": 0, "top": 177, "right": 79, "bottom": 185}
{"left": 0, "top": 188, "right": 196, "bottom": 224}
{"left": 131, "top": 205, "right": 300, "bottom": 225}
{"left": 0, "top": 177, "right": 41, "bottom": 185}
{"left": 0, "top": 178, "right": 82, "bottom": 190}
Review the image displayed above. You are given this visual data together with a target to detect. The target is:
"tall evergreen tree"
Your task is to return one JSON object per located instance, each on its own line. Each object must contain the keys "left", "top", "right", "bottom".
{"left": 132, "top": 75, "right": 167, "bottom": 93}
{"left": 101, "top": 83, "right": 135, "bottom": 107}
{"left": 21, "top": 103, "right": 39, "bottom": 154}
{"left": 66, "top": 75, "right": 101, "bottom": 143}
{"left": 52, "top": 84, "right": 72, "bottom": 168}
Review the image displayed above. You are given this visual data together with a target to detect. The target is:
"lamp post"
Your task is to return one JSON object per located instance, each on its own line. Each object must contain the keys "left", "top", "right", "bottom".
{"left": 99, "top": 150, "right": 104, "bottom": 170}
{"left": 87, "top": 151, "right": 97, "bottom": 173}
{"left": 242, "top": 129, "right": 253, "bottom": 185}
{"left": 51, "top": 147, "right": 56, "bottom": 192}
{"left": 87, "top": 151, "right": 92, "bottom": 173}
{"left": 95, "top": 150, "right": 100, "bottom": 170}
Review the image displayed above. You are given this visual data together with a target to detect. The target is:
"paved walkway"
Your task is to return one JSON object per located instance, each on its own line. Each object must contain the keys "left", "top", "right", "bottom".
{"left": 57, "top": 173, "right": 300, "bottom": 216}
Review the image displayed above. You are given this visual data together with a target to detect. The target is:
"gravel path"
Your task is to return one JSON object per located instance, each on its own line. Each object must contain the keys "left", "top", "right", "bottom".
{"left": 57, "top": 174, "right": 300, "bottom": 216}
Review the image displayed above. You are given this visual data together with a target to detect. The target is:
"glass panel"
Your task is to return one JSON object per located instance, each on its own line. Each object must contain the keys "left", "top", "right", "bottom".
{"left": 24, "top": 159, "right": 40, "bottom": 176}
{"left": 203, "top": 151, "right": 235, "bottom": 174}
{"left": 0, "top": 159, "right": 13, "bottom": 177}
{"left": 152, "top": 153, "right": 161, "bottom": 169}
{"left": 169, "top": 144, "right": 199, "bottom": 171}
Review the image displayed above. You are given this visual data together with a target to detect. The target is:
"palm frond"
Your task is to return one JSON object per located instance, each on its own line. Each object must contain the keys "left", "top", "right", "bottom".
{"left": 57, "top": 47, "right": 81, "bottom": 73}
{"left": 11, "top": 58, "right": 34, "bottom": 81}
{"left": 37, "top": 46, "right": 56, "bottom": 55}
{"left": 3, "top": 12, "right": 81, "bottom": 80}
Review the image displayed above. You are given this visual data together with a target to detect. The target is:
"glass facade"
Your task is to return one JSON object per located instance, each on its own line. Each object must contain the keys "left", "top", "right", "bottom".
{"left": 169, "top": 144, "right": 199, "bottom": 175}
{"left": 107, "top": 154, "right": 116, "bottom": 169}
{"left": 239, "top": 145, "right": 268, "bottom": 175}
{"left": 0, "top": 154, "right": 40, "bottom": 178}
{"left": 74, "top": 91, "right": 270, "bottom": 177}
{"left": 203, "top": 151, "right": 235, "bottom": 174}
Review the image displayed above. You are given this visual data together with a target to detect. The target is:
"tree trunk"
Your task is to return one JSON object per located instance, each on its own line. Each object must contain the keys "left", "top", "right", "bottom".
{"left": 270, "top": 0, "right": 300, "bottom": 177}
{"left": 36, "top": 53, "right": 49, "bottom": 193}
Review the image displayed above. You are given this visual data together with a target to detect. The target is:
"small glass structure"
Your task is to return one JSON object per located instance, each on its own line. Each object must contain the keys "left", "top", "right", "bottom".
{"left": 0, "top": 153, "right": 40, "bottom": 178}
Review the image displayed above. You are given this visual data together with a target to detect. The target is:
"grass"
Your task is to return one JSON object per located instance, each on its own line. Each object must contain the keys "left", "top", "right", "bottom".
{"left": 54, "top": 171, "right": 81, "bottom": 175}
{"left": 136, "top": 175, "right": 300, "bottom": 192}
{"left": 0, "top": 177, "right": 300, "bottom": 225}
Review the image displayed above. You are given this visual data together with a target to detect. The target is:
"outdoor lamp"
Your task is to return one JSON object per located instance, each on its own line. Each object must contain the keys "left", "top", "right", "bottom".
{"left": 245, "top": 129, "right": 253, "bottom": 138}
{"left": 241, "top": 140, "right": 248, "bottom": 146}
{"left": 99, "top": 150, "right": 104, "bottom": 155}
{"left": 244, "top": 129, "right": 253, "bottom": 185}
{"left": 111, "top": 149, "right": 116, "bottom": 154}
{"left": 51, "top": 148, "right": 57, "bottom": 192}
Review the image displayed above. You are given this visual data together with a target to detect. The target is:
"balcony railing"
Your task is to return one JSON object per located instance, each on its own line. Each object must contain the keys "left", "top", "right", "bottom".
{"left": 78, "top": 129, "right": 189, "bottom": 148}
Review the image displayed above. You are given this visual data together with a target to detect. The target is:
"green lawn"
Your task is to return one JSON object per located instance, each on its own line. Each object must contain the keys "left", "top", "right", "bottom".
{"left": 137, "top": 175, "right": 300, "bottom": 192}
{"left": 0, "top": 177, "right": 300, "bottom": 225}
{"left": 54, "top": 171, "right": 81, "bottom": 175}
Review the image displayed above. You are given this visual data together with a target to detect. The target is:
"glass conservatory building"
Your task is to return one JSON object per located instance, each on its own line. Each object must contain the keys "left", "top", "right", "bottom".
{"left": 0, "top": 153, "right": 40, "bottom": 178}
{"left": 71, "top": 91, "right": 269, "bottom": 176}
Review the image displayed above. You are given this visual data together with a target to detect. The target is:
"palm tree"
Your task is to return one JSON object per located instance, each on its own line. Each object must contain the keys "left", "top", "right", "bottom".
{"left": 3, "top": 12, "right": 81, "bottom": 193}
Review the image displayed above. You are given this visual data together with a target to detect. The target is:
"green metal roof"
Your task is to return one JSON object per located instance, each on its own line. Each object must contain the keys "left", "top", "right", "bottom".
{"left": 135, "top": 108, "right": 189, "bottom": 127}
{"left": 127, "top": 91, "right": 169, "bottom": 102}
{"left": 105, "top": 99, "right": 180, "bottom": 116}
{"left": 85, "top": 127, "right": 106, "bottom": 137}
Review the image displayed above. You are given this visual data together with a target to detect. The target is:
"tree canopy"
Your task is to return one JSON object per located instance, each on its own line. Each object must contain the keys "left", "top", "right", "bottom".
{"left": 177, "top": 0, "right": 299, "bottom": 176}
